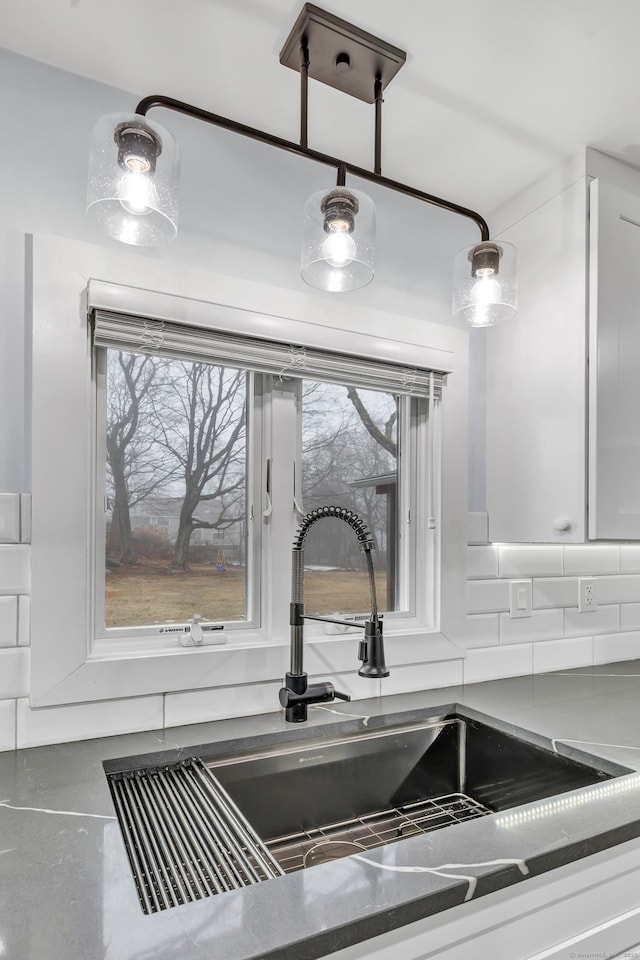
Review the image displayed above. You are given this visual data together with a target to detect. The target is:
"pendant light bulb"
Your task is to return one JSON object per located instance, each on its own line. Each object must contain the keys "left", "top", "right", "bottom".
{"left": 322, "top": 230, "right": 357, "bottom": 267}
{"left": 471, "top": 275, "right": 502, "bottom": 304}
{"left": 320, "top": 189, "right": 358, "bottom": 267}
{"left": 116, "top": 171, "right": 158, "bottom": 216}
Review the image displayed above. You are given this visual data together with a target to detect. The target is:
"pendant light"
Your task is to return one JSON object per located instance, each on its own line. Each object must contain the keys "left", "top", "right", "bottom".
{"left": 301, "top": 175, "right": 375, "bottom": 292}
{"left": 86, "top": 4, "right": 517, "bottom": 323}
{"left": 452, "top": 240, "right": 518, "bottom": 327}
{"left": 86, "top": 112, "right": 179, "bottom": 246}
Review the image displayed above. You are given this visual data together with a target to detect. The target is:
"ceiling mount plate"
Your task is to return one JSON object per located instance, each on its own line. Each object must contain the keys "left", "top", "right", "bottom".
{"left": 280, "top": 3, "right": 406, "bottom": 104}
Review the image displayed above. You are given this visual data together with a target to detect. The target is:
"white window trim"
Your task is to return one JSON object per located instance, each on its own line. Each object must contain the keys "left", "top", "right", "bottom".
{"left": 30, "top": 233, "right": 468, "bottom": 708}
{"left": 93, "top": 365, "right": 264, "bottom": 642}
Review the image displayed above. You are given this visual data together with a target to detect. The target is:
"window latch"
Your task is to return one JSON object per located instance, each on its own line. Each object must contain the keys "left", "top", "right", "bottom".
{"left": 263, "top": 458, "right": 273, "bottom": 517}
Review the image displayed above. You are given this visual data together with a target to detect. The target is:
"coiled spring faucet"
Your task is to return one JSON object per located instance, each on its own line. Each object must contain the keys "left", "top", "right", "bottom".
{"left": 279, "top": 505, "right": 389, "bottom": 723}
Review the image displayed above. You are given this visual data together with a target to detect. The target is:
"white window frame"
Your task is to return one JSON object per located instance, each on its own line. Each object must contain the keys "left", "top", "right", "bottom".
{"left": 93, "top": 362, "right": 263, "bottom": 643}
{"left": 29, "top": 233, "right": 468, "bottom": 708}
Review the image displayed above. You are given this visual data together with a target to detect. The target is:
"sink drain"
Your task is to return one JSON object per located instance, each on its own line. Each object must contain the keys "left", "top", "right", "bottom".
{"left": 303, "top": 839, "right": 367, "bottom": 867}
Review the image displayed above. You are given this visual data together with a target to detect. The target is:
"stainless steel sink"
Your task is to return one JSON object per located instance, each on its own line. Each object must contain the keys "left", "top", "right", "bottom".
{"left": 205, "top": 712, "right": 621, "bottom": 874}
{"left": 105, "top": 708, "right": 629, "bottom": 912}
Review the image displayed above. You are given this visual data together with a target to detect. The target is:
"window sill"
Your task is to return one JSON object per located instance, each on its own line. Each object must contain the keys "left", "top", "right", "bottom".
{"left": 31, "top": 628, "right": 463, "bottom": 708}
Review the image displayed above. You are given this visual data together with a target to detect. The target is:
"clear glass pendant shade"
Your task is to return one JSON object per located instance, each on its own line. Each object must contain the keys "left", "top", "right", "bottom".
{"left": 452, "top": 241, "right": 517, "bottom": 327}
{"left": 86, "top": 113, "right": 180, "bottom": 246}
{"left": 301, "top": 187, "right": 375, "bottom": 292}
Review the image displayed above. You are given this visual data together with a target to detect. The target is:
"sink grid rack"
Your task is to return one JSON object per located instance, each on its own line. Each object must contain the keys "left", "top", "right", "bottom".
{"left": 107, "top": 758, "right": 283, "bottom": 913}
{"left": 266, "top": 792, "right": 493, "bottom": 873}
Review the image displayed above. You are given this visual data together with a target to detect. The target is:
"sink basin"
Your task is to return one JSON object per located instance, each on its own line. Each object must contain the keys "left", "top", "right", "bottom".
{"left": 105, "top": 707, "right": 629, "bottom": 912}
{"left": 205, "top": 712, "right": 621, "bottom": 874}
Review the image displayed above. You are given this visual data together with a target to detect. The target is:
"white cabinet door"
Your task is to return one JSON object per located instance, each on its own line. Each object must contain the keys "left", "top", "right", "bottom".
{"left": 589, "top": 178, "right": 640, "bottom": 539}
{"left": 485, "top": 178, "right": 588, "bottom": 543}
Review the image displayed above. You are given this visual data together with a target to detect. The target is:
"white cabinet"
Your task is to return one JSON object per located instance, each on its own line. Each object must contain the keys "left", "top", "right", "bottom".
{"left": 484, "top": 151, "right": 640, "bottom": 544}
{"left": 485, "top": 173, "right": 589, "bottom": 543}
{"left": 589, "top": 177, "right": 640, "bottom": 539}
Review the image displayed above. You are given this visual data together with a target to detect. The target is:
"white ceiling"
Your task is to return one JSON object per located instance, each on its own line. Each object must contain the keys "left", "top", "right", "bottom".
{"left": 2, "top": 0, "right": 640, "bottom": 219}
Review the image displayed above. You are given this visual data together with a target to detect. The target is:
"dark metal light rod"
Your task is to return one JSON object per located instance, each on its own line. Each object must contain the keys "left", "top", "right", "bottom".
{"left": 135, "top": 94, "right": 490, "bottom": 241}
{"left": 299, "top": 38, "right": 309, "bottom": 149}
{"left": 374, "top": 74, "right": 383, "bottom": 176}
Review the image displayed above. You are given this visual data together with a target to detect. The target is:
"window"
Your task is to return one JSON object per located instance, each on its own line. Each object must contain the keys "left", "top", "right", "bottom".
{"left": 30, "top": 236, "right": 465, "bottom": 708}
{"left": 300, "top": 380, "right": 400, "bottom": 616}
{"left": 92, "top": 310, "right": 439, "bottom": 646}
{"left": 100, "top": 351, "right": 248, "bottom": 630}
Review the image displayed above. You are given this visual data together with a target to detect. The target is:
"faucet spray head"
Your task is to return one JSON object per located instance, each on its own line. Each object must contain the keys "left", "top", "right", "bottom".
{"left": 358, "top": 617, "right": 389, "bottom": 678}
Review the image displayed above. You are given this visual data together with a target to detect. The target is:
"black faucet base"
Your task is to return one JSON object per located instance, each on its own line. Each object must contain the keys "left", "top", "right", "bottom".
{"left": 279, "top": 672, "right": 347, "bottom": 723}
{"left": 285, "top": 701, "right": 308, "bottom": 723}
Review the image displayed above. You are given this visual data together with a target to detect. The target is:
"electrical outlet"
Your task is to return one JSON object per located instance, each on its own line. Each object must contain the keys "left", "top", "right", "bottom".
{"left": 578, "top": 577, "right": 597, "bottom": 613}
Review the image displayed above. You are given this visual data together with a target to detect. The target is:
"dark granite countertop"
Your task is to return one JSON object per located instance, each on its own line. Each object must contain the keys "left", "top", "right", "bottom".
{"left": 2, "top": 662, "right": 640, "bottom": 960}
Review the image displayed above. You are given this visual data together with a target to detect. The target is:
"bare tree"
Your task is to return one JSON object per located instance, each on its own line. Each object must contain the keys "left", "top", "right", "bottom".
{"left": 106, "top": 352, "right": 174, "bottom": 563}
{"left": 152, "top": 361, "right": 246, "bottom": 571}
{"left": 301, "top": 382, "right": 398, "bottom": 568}
{"left": 346, "top": 386, "right": 397, "bottom": 457}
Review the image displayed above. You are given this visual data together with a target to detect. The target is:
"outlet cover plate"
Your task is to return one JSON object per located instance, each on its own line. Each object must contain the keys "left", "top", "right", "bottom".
{"left": 578, "top": 577, "right": 598, "bottom": 613}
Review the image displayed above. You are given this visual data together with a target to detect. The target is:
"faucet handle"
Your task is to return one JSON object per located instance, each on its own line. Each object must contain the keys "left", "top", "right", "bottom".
{"left": 332, "top": 688, "right": 351, "bottom": 702}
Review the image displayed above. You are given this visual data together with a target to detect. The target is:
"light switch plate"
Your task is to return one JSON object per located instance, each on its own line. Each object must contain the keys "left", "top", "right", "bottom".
{"left": 509, "top": 579, "right": 532, "bottom": 618}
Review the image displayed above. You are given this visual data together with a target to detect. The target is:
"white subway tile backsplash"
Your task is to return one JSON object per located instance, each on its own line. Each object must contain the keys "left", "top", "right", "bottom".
{"left": 0, "top": 494, "right": 20, "bottom": 543}
{"left": 565, "top": 605, "right": 620, "bottom": 638}
{"left": 0, "top": 648, "right": 29, "bottom": 698}
{"left": 498, "top": 545, "right": 563, "bottom": 579}
{"left": 464, "top": 614, "right": 499, "bottom": 648}
{"left": 16, "top": 694, "right": 164, "bottom": 748}
{"left": 311, "top": 673, "right": 381, "bottom": 702}
{"left": 533, "top": 577, "right": 578, "bottom": 609}
{"left": 463, "top": 644, "right": 533, "bottom": 684}
{"left": 595, "top": 575, "right": 640, "bottom": 605}
{"left": 467, "top": 579, "right": 510, "bottom": 614}
{"left": 0, "top": 699, "right": 16, "bottom": 751}
{"left": 0, "top": 596, "right": 18, "bottom": 647}
{"left": 380, "top": 660, "right": 463, "bottom": 697}
{"left": 594, "top": 632, "right": 640, "bottom": 665}
{"left": 467, "top": 512, "right": 489, "bottom": 545}
{"left": 467, "top": 545, "right": 499, "bottom": 580}
{"left": 621, "top": 603, "right": 640, "bottom": 632}
{"left": 17, "top": 595, "right": 29, "bottom": 646}
{"left": 563, "top": 545, "right": 620, "bottom": 576}
{"left": 499, "top": 609, "right": 564, "bottom": 645}
{"left": 533, "top": 636, "right": 594, "bottom": 673}
{"left": 0, "top": 545, "right": 30, "bottom": 595}
{"left": 165, "top": 682, "right": 281, "bottom": 728}
{"left": 620, "top": 545, "right": 640, "bottom": 574}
